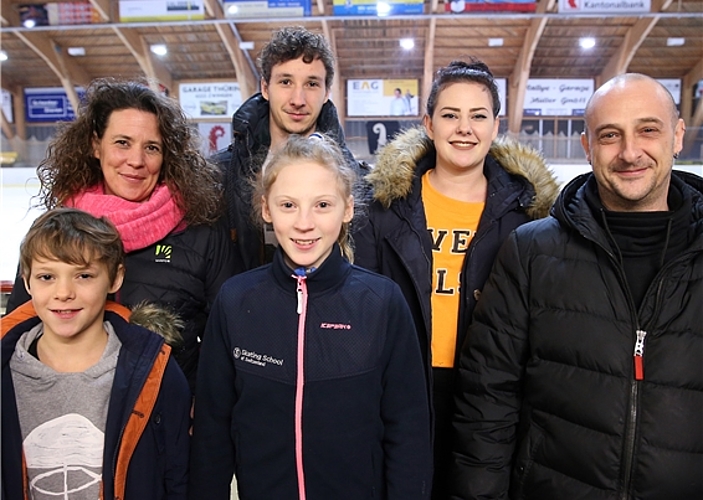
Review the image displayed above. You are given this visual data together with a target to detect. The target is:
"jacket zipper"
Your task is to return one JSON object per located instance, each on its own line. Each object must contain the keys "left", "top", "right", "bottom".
{"left": 293, "top": 271, "right": 309, "bottom": 500}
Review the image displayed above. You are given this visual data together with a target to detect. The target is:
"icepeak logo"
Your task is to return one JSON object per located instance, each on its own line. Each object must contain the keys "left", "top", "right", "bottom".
{"left": 233, "top": 347, "right": 284, "bottom": 367}
{"left": 320, "top": 323, "right": 352, "bottom": 330}
{"left": 155, "top": 245, "right": 172, "bottom": 263}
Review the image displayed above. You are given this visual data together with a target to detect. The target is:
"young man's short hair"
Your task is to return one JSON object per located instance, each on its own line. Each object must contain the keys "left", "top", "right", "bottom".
{"left": 20, "top": 208, "right": 125, "bottom": 285}
{"left": 257, "top": 26, "right": 335, "bottom": 90}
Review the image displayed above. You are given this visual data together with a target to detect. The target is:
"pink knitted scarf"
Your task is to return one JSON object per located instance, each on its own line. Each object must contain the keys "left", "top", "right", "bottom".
{"left": 67, "top": 183, "right": 186, "bottom": 252}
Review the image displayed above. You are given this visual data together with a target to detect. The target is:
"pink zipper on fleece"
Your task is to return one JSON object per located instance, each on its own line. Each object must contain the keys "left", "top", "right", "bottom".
{"left": 294, "top": 272, "right": 309, "bottom": 500}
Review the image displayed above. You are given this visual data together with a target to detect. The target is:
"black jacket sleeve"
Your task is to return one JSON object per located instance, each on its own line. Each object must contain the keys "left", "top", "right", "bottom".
{"left": 189, "top": 291, "right": 237, "bottom": 499}
{"left": 451, "top": 231, "right": 530, "bottom": 500}
{"left": 381, "top": 283, "right": 432, "bottom": 499}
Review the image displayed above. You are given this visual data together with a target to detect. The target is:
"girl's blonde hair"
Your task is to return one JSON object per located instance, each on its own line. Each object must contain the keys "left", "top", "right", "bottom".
{"left": 252, "top": 134, "right": 359, "bottom": 262}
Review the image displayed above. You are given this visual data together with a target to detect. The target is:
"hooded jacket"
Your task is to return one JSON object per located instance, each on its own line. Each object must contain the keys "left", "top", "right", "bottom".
{"left": 1, "top": 302, "right": 191, "bottom": 500}
{"left": 211, "top": 93, "right": 365, "bottom": 274}
{"left": 354, "top": 127, "right": 560, "bottom": 372}
{"left": 452, "top": 171, "right": 703, "bottom": 499}
{"left": 189, "top": 246, "right": 432, "bottom": 499}
{"left": 6, "top": 220, "right": 235, "bottom": 391}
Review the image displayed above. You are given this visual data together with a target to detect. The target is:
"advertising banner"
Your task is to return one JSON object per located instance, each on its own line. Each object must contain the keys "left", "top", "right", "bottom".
{"left": 2, "top": 90, "right": 13, "bottom": 123}
{"left": 496, "top": 78, "right": 506, "bottom": 117}
{"left": 223, "top": 0, "right": 310, "bottom": 17}
{"left": 198, "top": 122, "right": 232, "bottom": 157}
{"left": 24, "top": 87, "right": 84, "bottom": 123}
{"left": 119, "top": 0, "right": 204, "bottom": 22}
{"left": 347, "top": 79, "right": 419, "bottom": 117}
{"left": 178, "top": 82, "right": 242, "bottom": 119}
{"left": 523, "top": 79, "right": 593, "bottom": 116}
{"left": 658, "top": 79, "right": 681, "bottom": 105}
{"left": 558, "top": 0, "right": 650, "bottom": 14}
{"left": 333, "top": 0, "right": 423, "bottom": 16}
{"left": 446, "top": 0, "right": 535, "bottom": 13}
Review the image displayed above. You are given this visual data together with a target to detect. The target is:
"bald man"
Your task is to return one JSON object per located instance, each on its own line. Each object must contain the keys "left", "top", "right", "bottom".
{"left": 450, "top": 74, "right": 703, "bottom": 499}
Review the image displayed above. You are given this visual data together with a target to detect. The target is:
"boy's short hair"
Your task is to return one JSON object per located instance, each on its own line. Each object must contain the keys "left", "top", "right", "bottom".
{"left": 20, "top": 208, "right": 125, "bottom": 285}
{"left": 257, "top": 26, "right": 335, "bottom": 90}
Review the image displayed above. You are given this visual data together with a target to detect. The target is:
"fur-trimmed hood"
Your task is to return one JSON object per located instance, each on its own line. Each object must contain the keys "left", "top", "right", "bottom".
{"left": 366, "top": 126, "right": 560, "bottom": 219}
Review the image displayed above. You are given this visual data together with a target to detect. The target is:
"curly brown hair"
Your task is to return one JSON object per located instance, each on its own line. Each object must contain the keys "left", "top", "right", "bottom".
{"left": 36, "top": 78, "right": 223, "bottom": 225}
{"left": 257, "top": 26, "right": 335, "bottom": 91}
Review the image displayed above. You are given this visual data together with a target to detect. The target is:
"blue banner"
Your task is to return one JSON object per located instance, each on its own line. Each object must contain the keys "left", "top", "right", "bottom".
{"left": 333, "top": 0, "right": 423, "bottom": 16}
{"left": 24, "top": 88, "right": 85, "bottom": 123}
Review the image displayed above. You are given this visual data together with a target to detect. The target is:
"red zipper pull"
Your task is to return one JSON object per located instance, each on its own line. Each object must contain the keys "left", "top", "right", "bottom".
{"left": 633, "top": 329, "right": 647, "bottom": 381}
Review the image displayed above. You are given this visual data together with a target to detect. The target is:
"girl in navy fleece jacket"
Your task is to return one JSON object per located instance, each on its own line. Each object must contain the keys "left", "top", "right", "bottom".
{"left": 189, "top": 134, "right": 432, "bottom": 499}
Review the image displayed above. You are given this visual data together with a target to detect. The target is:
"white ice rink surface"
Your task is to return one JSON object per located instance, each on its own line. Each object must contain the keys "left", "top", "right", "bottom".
{"left": 2, "top": 164, "right": 702, "bottom": 283}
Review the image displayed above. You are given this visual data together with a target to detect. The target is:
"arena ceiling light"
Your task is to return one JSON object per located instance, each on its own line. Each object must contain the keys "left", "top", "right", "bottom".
{"left": 150, "top": 44, "right": 168, "bottom": 56}
{"left": 0, "top": 51, "right": 7, "bottom": 62}
{"left": 579, "top": 37, "right": 596, "bottom": 50}
{"left": 376, "top": 2, "right": 391, "bottom": 16}
{"left": 667, "top": 37, "right": 685, "bottom": 46}
{"left": 67, "top": 47, "right": 86, "bottom": 56}
{"left": 400, "top": 38, "right": 415, "bottom": 50}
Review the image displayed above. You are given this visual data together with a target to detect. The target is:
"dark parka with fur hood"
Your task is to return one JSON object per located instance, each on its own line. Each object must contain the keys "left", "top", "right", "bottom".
{"left": 354, "top": 127, "right": 559, "bottom": 498}
{"left": 355, "top": 127, "right": 560, "bottom": 373}
{"left": 451, "top": 171, "right": 703, "bottom": 499}
{"left": 211, "top": 93, "right": 364, "bottom": 274}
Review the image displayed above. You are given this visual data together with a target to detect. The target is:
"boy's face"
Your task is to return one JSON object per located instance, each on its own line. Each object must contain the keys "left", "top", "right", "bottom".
{"left": 23, "top": 256, "right": 124, "bottom": 344}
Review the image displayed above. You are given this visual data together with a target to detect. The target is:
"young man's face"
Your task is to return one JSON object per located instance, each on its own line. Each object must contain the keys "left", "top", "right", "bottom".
{"left": 24, "top": 256, "right": 124, "bottom": 345}
{"left": 261, "top": 56, "right": 330, "bottom": 149}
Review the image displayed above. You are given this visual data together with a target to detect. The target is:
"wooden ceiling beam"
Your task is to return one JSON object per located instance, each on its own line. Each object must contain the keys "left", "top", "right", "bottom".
{"left": 87, "top": 0, "right": 111, "bottom": 21}
{"left": 202, "top": 0, "right": 256, "bottom": 97}
{"left": 112, "top": 26, "right": 173, "bottom": 92}
{"left": 1, "top": 0, "right": 19, "bottom": 25}
{"left": 598, "top": 0, "right": 673, "bottom": 85}
{"left": 507, "top": 0, "right": 556, "bottom": 135}
{"left": 682, "top": 55, "right": 703, "bottom": 152}
{"left": 13, "top": 31, "right": 91, "bottom": 113}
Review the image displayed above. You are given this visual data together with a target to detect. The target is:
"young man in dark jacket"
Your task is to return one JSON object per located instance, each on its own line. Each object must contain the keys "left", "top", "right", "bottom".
{"left": 452, "top": 74, "right": 703, "bottom": 499}
{"left": 212, "top": 26, "right": 363, "bottom": 273}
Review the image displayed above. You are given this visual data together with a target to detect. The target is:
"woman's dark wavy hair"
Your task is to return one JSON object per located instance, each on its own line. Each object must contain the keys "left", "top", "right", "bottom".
{"left": 36, "top": 78, "right": 222, "bottom": 225}
{"left": 257, "top": 26, "right": 335, "bottom": 90}
{"left": 426, "top": 58, "right": 501, "bottom": 118}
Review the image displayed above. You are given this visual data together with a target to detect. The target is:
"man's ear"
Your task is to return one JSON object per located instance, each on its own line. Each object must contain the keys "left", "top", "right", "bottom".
{"left": 261, "top": 78, "right": 270, "bottom": 101}
{"left": 109, "top": 265, "right": 125, "bottom": 294}
{"left": 580, "top": 131, "right": 591, "bottom": 164}
{"left": 261, "top": 196, "right": 273, "bottom": 223}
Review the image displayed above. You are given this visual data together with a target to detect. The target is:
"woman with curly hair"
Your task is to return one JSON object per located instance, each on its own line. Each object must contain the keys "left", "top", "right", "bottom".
{"left": 7, "top": 78, "right": 235, "bottom": 391}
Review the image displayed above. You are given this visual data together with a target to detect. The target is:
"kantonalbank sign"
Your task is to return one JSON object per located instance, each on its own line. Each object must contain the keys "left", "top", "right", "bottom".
{"left": 558, "top": 0, "right": 649, "bottom": 13}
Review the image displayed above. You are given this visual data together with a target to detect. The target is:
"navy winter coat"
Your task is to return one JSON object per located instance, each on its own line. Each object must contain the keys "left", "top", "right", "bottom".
{"left": 2, "top": 305, "right": 191, "bottom": 500}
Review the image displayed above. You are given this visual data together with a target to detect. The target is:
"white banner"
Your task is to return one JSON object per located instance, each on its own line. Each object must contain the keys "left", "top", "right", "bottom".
{"left": 558, "top": 0, "right": 650, "bottom": 13}
{"left": 347, "top": 79, "right": 419, "bottom": 117}
{"left": 523, "top": 79, "right": 593, "bottom": 116}
{"left": 119, "top": 0, "right": 204, "bottom": 22}
{"left": 178, "top": 82, "right": 242, "bottom": 119}
{"left": 657, "top": 79, "right": 681, "bottom": 105}
{"left": 2, "top": 89, "right": 13, "bottom": 123}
